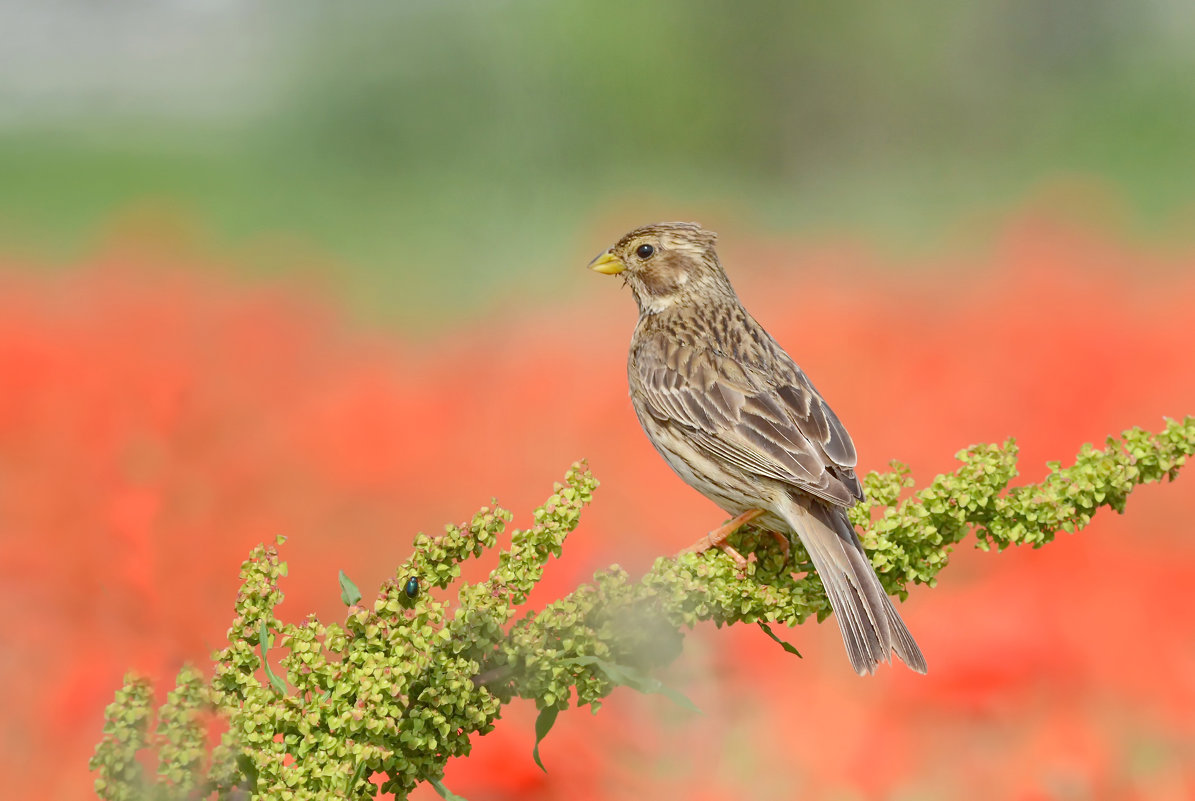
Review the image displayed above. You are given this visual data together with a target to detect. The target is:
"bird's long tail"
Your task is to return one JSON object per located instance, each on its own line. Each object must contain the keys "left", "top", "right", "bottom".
{"left": 780, "top": 497, "right": 927, "bottom": 675}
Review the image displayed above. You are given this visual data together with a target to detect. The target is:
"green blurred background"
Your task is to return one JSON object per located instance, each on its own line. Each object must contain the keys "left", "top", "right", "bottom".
{"left": 2, "top": 0, "right": 1193, "bottom": 324}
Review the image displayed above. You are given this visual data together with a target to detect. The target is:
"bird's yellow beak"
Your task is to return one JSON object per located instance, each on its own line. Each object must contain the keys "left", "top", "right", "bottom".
{"left": 589, "top": 251, "right": 626, "bottom": 275}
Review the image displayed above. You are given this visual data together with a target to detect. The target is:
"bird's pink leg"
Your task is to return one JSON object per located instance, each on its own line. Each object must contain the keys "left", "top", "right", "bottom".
{"left": 680, "top": 509, "right": 766, "bottom": 570}
{"left": 768, "top": 531, "right": 791, "bottom": 560}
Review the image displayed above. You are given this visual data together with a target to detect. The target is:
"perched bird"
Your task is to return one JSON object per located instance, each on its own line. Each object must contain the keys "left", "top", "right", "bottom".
{"left": 590, "top": 222, "right": 926, "bottom": 675}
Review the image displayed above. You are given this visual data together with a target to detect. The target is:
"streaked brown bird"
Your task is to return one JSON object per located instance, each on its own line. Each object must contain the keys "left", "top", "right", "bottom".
{"left": 590, "top": 221, "right": 926, "bottom": 675}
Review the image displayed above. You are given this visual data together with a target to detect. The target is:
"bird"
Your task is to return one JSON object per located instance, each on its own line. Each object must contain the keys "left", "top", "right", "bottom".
{"left": 589, "top": 221, "right": 926, "bottom": 675}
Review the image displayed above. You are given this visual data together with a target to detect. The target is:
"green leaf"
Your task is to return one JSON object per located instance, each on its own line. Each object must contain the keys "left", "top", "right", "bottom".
{"left": 532, "top": 706, "right": 559, "bottom": 773}
{"left": 258, "top": 620, "right": 288, "bottom": 695}
{"left": 758, "top": 622, "right": 803, "bottom": 658}
{"left": 563, "top": 656, "right": 700, "bottom": 714}
{"left": 429, "top": 777, "right": 469, "bottom": 801}
{"left": 235, "top": 754, "right": 259, "bottom": 794}
{"left": 347, "top": 758, "right": 369, "bottom": 794}
{"left": 339, "top": 570, "right": 362, "bottom": 606}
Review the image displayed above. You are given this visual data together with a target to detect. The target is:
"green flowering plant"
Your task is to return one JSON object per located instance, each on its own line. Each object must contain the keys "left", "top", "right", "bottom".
{"left": 91, "top": 417, "right": 1195, "bottom": 800}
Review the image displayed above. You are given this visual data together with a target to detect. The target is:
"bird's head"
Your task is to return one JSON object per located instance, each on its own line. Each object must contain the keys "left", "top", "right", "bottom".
{"left": 589, "top": 222, "right": 735, "bottom": 315}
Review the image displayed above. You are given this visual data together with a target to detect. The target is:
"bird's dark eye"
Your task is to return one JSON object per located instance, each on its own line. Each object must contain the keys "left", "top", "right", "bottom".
{"left": 404, "top": 576, "right": 420, "bottom": 599}
{"left": 636, "top": 243, "right": 655, "bottom": 260}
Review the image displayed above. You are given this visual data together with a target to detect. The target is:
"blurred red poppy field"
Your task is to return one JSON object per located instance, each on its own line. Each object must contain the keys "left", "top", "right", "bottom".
{"left": 2, "top": 211, "right": 1194, "bottom": 801}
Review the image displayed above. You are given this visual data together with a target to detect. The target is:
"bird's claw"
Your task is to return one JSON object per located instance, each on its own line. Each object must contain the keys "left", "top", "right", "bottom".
{"left": 678, "top": 509, "right": 765, "bottom": 572}
{"left": 679, "top": 536, "right": 749, "bottom": 571}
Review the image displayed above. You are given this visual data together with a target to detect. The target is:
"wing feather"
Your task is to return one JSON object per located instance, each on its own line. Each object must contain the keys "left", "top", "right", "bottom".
{"left": 634, "top": 332, "right": 862, "bottom": 506}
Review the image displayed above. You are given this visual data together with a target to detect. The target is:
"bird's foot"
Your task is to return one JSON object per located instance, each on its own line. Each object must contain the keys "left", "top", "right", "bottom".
{"left": 679, "top": 509, "right": 766, "bottom": 571}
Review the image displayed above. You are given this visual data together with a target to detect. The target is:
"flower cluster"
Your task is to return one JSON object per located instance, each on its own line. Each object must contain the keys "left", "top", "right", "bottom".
{"left": 90, "top": 417, "right": 1194, "bottom": 800}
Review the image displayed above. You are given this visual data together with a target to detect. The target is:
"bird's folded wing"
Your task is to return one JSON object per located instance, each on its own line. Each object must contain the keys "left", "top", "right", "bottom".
{"left": 636, "top": 339, "right": 862, "bottom": 507}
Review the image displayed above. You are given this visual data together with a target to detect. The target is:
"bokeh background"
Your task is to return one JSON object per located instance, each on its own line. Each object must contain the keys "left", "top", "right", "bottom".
{"left": 2, "top": 2, "right": 1195, "bottom": 799}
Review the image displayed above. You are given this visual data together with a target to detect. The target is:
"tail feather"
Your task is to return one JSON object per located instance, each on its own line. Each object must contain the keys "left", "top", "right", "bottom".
{"left": 884, "top": 593, "right": 927, "bottom": 673}
{"left": 781, "top": 498, "right": 927, "bottom": 675}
